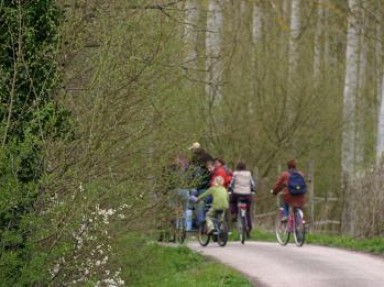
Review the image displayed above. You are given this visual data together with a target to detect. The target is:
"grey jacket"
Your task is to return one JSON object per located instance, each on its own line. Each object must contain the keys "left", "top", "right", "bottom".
{"left": 229, "top": 170, "right": 255, "bottom": 195}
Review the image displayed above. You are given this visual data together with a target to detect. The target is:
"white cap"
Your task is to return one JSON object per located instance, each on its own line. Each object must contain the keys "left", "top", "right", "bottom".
{"left": 188, "top": 142, "right": 201, "bottom": 150}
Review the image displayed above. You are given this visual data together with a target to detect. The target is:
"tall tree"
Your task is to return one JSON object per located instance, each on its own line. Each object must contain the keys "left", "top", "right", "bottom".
{"left": 184, "top": 0, "right": 199, "bottom": 76}
{"left": 355, "top": 1, "right": 369, "bottom": 169}
{"left": 313, "top": 0, "right": 325, "bottom": 83}
{"left": 205, "top": 0, "right": 223, "bottom": 107}
{"left": 252, "top": 1, "right": 263, "bottom": 46}
{"left": 375, "top": 3, "right": 384, "bottom": 164}
{"left": 377, "top": 74, "right": 384, "bottom": 164}
{"left": 287, "top": 0, "right": 301, "bottom": 79}
{"left": 341, "top": 0, "right": 361, "bottom": 235}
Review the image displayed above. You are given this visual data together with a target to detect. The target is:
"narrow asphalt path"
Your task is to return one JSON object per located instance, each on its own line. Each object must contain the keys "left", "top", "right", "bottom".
{"left": 188, "top": 241, "right": 384, "bottom": 287}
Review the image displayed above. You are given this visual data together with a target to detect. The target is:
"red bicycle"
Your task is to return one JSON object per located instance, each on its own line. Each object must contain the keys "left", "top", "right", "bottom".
{"left": 237, "top": 198, "right": 251, "bottom": 244}
{"left": 275, "top": 206, "right": 306, "bottom": 247}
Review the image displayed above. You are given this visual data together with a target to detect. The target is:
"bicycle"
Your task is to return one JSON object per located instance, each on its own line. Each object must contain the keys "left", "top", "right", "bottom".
{"left": 169, "top": 202, "right": 187, "bottom": 243}
{"left": 198, "top": 209, "right": 229, "bottom": 247}
{"left": 236, "top": 197, "right": 251, "bottom": 244}
{"left": 275, "top": 206, "right": 306, "bottom": 247}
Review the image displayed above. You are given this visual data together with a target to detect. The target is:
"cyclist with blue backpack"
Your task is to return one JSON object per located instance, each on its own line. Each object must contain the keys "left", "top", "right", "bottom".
{"left": 271, "top": 159, "right": 306, "bottom": 222}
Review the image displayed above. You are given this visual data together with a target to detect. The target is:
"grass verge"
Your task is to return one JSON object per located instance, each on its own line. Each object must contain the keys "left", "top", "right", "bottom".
{"left": 248, "top": 227, "right": 384, "bottom": 254}
{"left": 306, "top": 233, "right": 384, "bottom": 254}
{"left": 113, "top": 234, "right": 253, "bottom": 287}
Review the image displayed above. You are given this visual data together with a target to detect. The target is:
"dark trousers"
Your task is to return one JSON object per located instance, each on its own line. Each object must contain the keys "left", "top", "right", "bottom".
{"left": 230, "top": 193, "right": 253, "bottom": 231}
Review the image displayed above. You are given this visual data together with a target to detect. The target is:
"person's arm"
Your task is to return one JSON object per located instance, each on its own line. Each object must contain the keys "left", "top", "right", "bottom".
{"left": 228, "top": 175, "right": 236, "bottom": 193}
{"left": 250, "top": 176, "right": 256, "bottom": 192}
{"left": 272, "top": 172, "right": 287, "bottom": 195}
{"left": 197, "top": 187, "right": 213, "bottom": 201}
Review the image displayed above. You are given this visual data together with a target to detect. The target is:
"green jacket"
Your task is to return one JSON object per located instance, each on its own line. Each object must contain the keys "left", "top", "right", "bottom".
{"left": 198, "top": 186, "right": 229, "bottom": 210}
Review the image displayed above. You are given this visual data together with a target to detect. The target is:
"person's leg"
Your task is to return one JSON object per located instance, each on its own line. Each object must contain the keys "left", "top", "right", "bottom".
{"left": 205, "top": 208, "right": 215, "bottom": 233}
{"left": 218, "top": 210, "right": 225, "bottom": 223}
{"left": 196, "top": 189, "right": 206, "bottom": 226}
{"left": 245, "top": 195, "right": 253, "bottom": 232}
{"left": 177, "top": 188, "right": 190, "bottom": 210}
{"left": 230, "top": 193, "right": 238, "bottom": 222}
{"left": 282, "top": 201, "right": 289, "bottom": 221}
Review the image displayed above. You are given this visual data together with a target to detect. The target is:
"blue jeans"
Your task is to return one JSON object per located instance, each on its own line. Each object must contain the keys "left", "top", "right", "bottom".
{"left": 195, "top": 189, "right": 212, "bottom": 226}
{"left": 176, "top": 189, "right": 190, "bottom": 209}
{"left": 282, "top": 201, "right": 289, "bottom": 218}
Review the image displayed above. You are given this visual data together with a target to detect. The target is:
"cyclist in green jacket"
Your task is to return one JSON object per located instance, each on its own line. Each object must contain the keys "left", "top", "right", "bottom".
{"left": 195, "top": 176, "right": 229, "bottom": 234}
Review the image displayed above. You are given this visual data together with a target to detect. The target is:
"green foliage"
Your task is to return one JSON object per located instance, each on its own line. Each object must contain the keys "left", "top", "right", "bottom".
{"left": 247, "top": 228, "right": 276, "bottom": 242}
{"left": 0, "top": 1, "right": 71, "bottom": 286}
{"left": 0, "top": 1, "right": 63, "bottom": 139}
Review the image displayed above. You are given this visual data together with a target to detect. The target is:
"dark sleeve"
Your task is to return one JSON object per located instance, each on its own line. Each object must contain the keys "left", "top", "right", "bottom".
{"left": 250, "top": 176, "right": 255, "bottom": 192}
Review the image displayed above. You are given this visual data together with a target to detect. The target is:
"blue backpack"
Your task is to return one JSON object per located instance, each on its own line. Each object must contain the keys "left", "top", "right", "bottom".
{"left": 287, "top": 171, "right": 307, "bottom": 196}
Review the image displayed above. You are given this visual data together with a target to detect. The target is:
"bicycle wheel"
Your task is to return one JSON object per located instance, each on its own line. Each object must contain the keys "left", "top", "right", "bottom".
{"left": 174, "top": 217, "right": 186, "bottom": 244}
{"left": 197, "top": 221, "right": 210, "bottom": 246}
{"left": 275, "top": 212, "right": 290, "bottom": 246}
{"left": 239, "top": 216, "right": 246, "bottom": 244}
{"left": 217, "top": 221, "right": 228, "bottom": 247}
{"left": 293, "top": 209, "right": 305, "bottom": 247}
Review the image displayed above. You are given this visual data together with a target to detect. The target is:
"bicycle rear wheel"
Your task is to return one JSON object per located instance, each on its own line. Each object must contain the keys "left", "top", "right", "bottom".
{"left": 197, "top": 221, "right": 210, "bottom": 246}
{"left": 217, "top": 221, "right": 228, "bottom": 247}
{"left": 238, "top": 216, "right": 246, "bottom": 244}
{"left": 174, "top": 217, "right": 186, "bottom": 244}
{"left": 275, "top": 212, "right": 290, "bottom": 246}
{"left": 293, "top": 209, "right": 305, "bottom": 247}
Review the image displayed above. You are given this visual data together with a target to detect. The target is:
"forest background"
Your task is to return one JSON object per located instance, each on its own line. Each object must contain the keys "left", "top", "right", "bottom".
{"left": 1, "top": 0, "right": 384, "bottom": 285}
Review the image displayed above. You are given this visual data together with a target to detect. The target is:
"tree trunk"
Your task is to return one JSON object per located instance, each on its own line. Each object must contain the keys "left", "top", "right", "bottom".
{"left": 252, "top": 1, "right": 263, "bottom": 45}
{"left": 250, "top": 1, "right": 263, "bottom": 114}
{"left": 355, "top": 1, "right": 368, "bottom": 170}
{"left": 313, "top": 0, "right": 325, "bottom": 83}
{"left": 205, "top": 0, "right": 223, "bottom": 107}
{"left": 286, "top": 0, "right": 301, "bottom": 148}
{"left": 184, "top": 0, "right": 199, "bottom": 74}
{"left": 375, "top": 14, "right": 384, "bottom": 164}
{"left": 377, "top": 74, "right": 384, "bottom": 164}
{"left": 288, "top": 0, "right": 300, "bottom": 77}
{"left": 341, "top": 0, "right": 361, "bottom": 235}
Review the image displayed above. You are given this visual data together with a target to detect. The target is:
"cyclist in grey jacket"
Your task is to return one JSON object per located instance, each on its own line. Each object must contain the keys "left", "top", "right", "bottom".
{"left": 228, "top": 162, "right": 255, "bottom": 237}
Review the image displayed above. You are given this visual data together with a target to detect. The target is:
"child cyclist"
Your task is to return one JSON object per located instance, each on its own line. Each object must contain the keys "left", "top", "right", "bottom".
{"left": 192, "top": 176, "right": 229, "bottom": 234}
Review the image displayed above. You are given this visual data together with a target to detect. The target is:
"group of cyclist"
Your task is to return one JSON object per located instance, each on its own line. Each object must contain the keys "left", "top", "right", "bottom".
{"left": 173, "top": 142, "right": 306, "bottom": 239}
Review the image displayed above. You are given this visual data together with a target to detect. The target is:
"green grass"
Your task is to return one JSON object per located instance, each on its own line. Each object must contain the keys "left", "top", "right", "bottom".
{"left": 306, "top": 233, "right": 384, "bottom": 254}
{"left": 248, "top": 227, "right": 384, "bottom": 254}
{"left": 114, "top": 234, "right": 253, "bottom": 287}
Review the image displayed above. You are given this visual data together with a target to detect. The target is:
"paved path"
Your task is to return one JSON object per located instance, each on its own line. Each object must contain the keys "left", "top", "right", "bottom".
{"left": 188, "top": 241, "right": 384, "bottom": 287}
